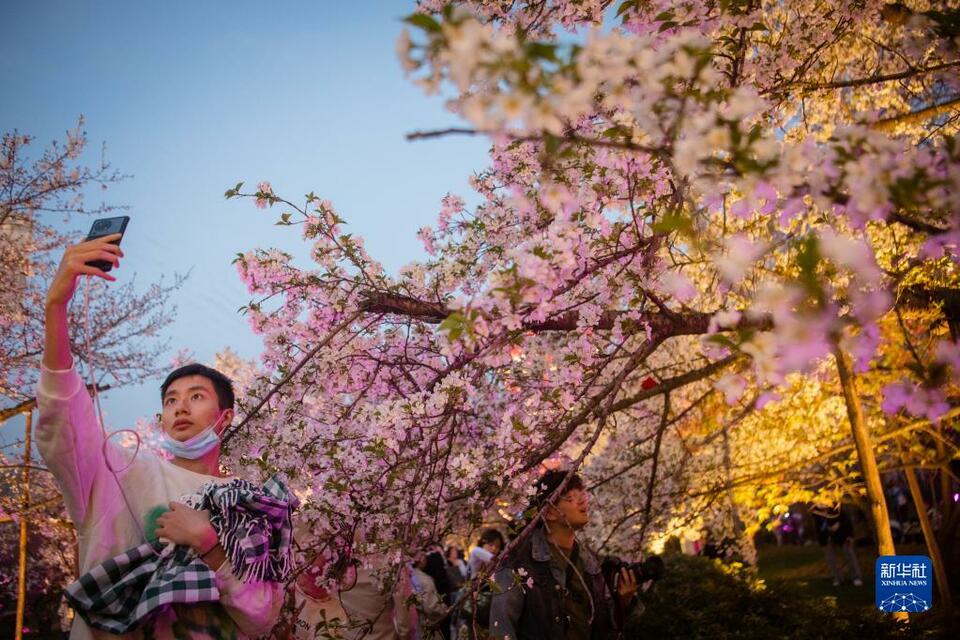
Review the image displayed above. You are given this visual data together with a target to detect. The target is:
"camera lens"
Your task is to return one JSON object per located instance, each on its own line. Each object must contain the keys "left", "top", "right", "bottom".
{"left": 93, "top": 220, "right": 109, "bottom": 232}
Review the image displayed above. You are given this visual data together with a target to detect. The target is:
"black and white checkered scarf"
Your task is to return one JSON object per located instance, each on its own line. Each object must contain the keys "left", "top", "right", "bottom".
{"left": 65, "top": 475, "right": 297, "bottom": 634}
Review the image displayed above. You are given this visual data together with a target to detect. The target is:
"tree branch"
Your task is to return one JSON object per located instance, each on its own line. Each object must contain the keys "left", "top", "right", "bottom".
{"left": 358, "top": 291, "right": 771, "bottom": 335}
{"left": 798, "top": 60, "right": 960, "bottom": 91}
{"left": 220, "top": 311, "right": 364, "bottom": 445}
{"left": 870, "top": 95, "right": 960, "bottom": 132}
{"left": 889, "top": 212, "right": 948, "bottom": 235}
{"left": 406, "top": 128, "right": 665, "bottom": 156}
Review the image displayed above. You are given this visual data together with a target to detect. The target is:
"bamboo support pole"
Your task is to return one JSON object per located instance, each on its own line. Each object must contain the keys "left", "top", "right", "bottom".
{"left": 904, "top": 467, "right": 953, "bottom": 614}
{"left": 833, "top": 346, "right": 906, "bottom": 621}
{"left": 15, "top": 410, "right": 33, "bottom": 640}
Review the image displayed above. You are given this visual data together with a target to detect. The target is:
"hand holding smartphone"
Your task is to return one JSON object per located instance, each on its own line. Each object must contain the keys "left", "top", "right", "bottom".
{"left": 45, "top": 216, "right": 130, "bottom": 336}
{"left": 84, "top": 216, "right": 129, "bottom": 272}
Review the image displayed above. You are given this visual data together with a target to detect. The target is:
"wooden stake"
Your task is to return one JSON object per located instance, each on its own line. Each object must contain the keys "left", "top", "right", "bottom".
{"left": 904, "top": 467, "right": 953, "bottom": 615}
{"left": 833, "top": 346, "right": 906, "bottom": 621}
{"left": 15, "top": 410, "right": 32, "bottom": 640}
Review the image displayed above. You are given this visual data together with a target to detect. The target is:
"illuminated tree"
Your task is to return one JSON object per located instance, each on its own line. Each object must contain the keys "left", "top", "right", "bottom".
{"left": 222, "top": 1, "right": 959, "bottom": 626}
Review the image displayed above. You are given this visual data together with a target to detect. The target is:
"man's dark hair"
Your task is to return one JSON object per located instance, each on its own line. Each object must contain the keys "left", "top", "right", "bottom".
{"left": 532, "top": 469, "right": 584, "bottom": 509}
{"left": 477, "top": 528, "right": 505, "bottom": 548}
{"left": 160, "top": 363, "right": 235, "bottom": 410}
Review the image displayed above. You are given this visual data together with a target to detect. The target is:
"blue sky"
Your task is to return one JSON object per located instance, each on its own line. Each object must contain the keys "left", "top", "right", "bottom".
{"left": 0, "top": 1, "right": 489, "bottom": 430}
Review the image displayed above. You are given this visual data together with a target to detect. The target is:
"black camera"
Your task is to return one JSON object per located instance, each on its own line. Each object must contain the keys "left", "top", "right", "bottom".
{"left": 601, "top": 554, "right": 666, "bottom": 586}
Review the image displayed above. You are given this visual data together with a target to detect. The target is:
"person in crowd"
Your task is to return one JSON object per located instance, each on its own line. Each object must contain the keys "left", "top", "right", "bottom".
{"left": 410, "top": 550, "right": 452, "bottom": 640}
{"left": 37, "top": 235, "right": 283, "bottom": 638}
{"left": 445, "top": 545, "right": 468, "bottom": 588}
{"left": 340, "top": 561, "right": 412, "bottom": 640}
{"left": 453, "top": 532, "right": 504, "bottom": 637}
{"left": 812, "top": 502, "right": 863, "bottom": 587}
{"left": 698, "top": 529, "right": 719, "bottom": 559}
{"left": 421, "top": 548, "right": 456, "bottom": 640}
{"left": 291, "top": 552, "right": 349, "bottom": 640}
{"left": 468, "top": 528, "right": 505, "bottom": 577}
{"left": 442, "top": 545, "right": 468, "bottom": 638}
{"left": 489, "top": 470, "right": 640, "bottom": 640}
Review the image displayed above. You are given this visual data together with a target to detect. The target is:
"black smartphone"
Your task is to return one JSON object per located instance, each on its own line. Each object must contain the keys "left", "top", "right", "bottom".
{"left": 84, "top": 216, "right": 130, "bottom": 272}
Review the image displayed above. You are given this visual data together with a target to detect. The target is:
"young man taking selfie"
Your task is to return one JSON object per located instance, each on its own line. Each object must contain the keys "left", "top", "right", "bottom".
{"left": 37, "top": 234, "right": 283, "bottom": 639}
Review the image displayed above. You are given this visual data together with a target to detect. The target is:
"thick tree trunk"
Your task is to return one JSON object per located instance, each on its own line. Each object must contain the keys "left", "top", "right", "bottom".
{"left": 15, "top": 410, "right": 32, "bottom": 640}
{"left": 904, "top": 468, "right": 953, "bottom": 614}
{"left": 722, "top": 425, "right": 756, "bottom": 565}
{"left": 832, "top": 347, "right": 908, "bottom": 619}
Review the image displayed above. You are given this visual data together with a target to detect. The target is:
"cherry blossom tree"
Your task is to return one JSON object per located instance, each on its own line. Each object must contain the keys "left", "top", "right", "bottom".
{"left": 583, "top": 310, "right": 958, "bottom": 565}
{"left": 222, "top": 2, "right": 959, "bottom": 630}
{"left": 1, "top": 119, "right": 186, "bottom": 635}
{"left": 0, "top": 118, "right": 185, "bottom": 406}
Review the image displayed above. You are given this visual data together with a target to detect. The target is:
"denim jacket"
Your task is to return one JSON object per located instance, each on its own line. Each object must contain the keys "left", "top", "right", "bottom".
{"left": 488, "top": 528, "right": 617, "bottom": 640}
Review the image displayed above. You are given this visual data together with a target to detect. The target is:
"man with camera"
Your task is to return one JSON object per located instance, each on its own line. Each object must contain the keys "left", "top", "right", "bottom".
{"left": 489, "top": 470, "right": 648, "bottom": 640}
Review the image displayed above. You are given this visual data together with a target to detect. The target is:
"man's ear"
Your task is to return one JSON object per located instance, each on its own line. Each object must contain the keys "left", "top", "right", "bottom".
{"left": 217, "top": 408, "right": 235, "bottom": 434}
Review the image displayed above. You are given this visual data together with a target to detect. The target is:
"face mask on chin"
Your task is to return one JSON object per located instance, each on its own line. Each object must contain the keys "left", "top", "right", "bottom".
{"left": 161, "top": 411, "right": 226, "bottom": 460}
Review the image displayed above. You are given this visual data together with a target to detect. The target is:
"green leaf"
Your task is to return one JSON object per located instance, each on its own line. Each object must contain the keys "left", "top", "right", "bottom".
{"left": 511, "top": 417, "right": 529, "bottom": 435}
{"left": 404, "top": 13, "right": 441, "bottom": 33}
{"left": 705, "top": 334, "right": 736, "bottom": 349}
{"left": 224, "top": 181, "right": 244, "bottom": 199}
{"left": 796, "top": 236, "right": 821, "bottom": 285}
{"left": 617, "top": 1, "right": 639, "bottom": 18}
{"left": 544, "top": 134, "right": 562, "bottom": 156}
{"left": 651, "top": 211, "right": 691, "bottom": 234}
{"left": 602, "top": 125, "right": 630, "bottom": 139}
{"left": 526, "top": 42, "right": 559, "bottom": 62}
{"left": 720, "top": 0, "right": 754, "bottom": 15}
{"left": 439, "top": 312, "right": 466, "bottom": 341}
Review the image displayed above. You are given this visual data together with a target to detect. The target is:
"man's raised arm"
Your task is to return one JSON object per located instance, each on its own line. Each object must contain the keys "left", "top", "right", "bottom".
{"left": 35, "top": 235, "right": 123, "bottom": 524}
